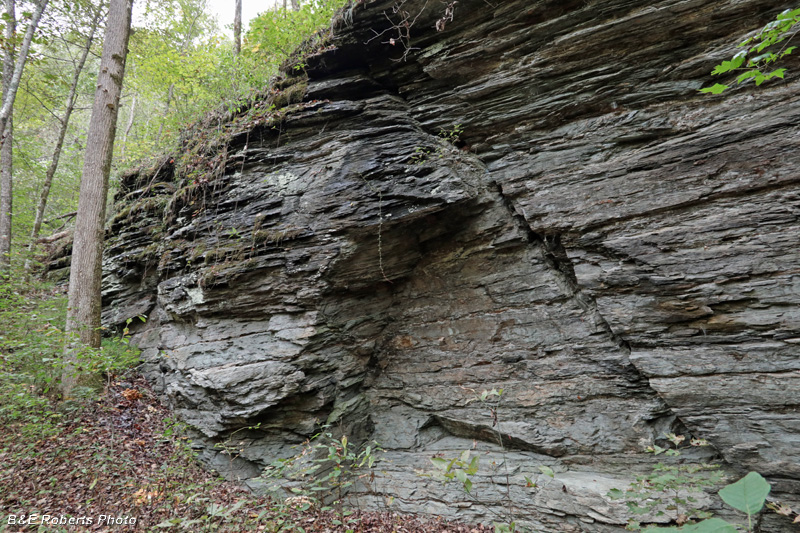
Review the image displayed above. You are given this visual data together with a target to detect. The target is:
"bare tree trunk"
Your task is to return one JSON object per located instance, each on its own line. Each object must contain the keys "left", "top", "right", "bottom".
{"left": 63, "top": 0, "right": 134, "bottom": 398}
{"left": 0, "top": 0, "right": 15, "bottom": 271}
{"left": 28, "top": 6, "right": 102, "bottom": 247}
{"left": 0, "top": 0, "right": 48, "bottom": 144}
{"left": 290, "top": 0, "right": 299, "bottom": 11}
{"left": 121, "top": 93, "right": 136, "bottom": 159}
{"left": 155, "top": 83, "right": 173, "bottom": 143}
{"left": 234, "top": 0, "right": 242, "bottom": 55}
{"left": 283, "top": 0, "right": 287, "bottom": 10}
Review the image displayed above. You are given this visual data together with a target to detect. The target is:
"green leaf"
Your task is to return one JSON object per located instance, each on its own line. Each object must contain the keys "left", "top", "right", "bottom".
{"left": 699, "top": 84, "right": 728, "bottom": 94}
{"left": 430, "top": 457, "right": 449, "bottom": 470}
{"left": 767, "top": 68, "right": 786, "bottom": 79}
{"left": 681, "top": 518, "right": 738, "bottom": 532}
{"left": 539, "top": 465, "right": 555, "bottom": 478}
{"left": 736, "top": 70, "right": 759, "bottom": 84}
{"left": 711, "top": 52, "right": 745, "bottom": 75}
{"left": 718, "top": 471, "right": 770, "bottom": 516}
{"left": 466, "top": 455, "right": 480, "bottom": 474}
{"left": 607, "top": 488, "right": 624, "bottom": 500}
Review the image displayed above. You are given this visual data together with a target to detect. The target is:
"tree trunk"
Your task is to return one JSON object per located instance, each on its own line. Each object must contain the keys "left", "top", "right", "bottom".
{"left": 290, "top": 0, "right": 299, "bottom": 11}
{"left": 155, "top": 83, "right": 173, "bottom": 143}
{"left": 62, "top": 0, "right": 134, "bottom": 398}
{"left": 0, "top": 0, "right": 48, "bottom": 144}
{"left": 234, "top": 0, "right": 242, "bottom": 55}
{"left": 121, "top": 93, "right": 136, "bottom": 159}
{"left": 28, "top": 5, "right": 102, "bottom": 246}
{"left": 0, "top": 0, "right": 15, "bottom": 271}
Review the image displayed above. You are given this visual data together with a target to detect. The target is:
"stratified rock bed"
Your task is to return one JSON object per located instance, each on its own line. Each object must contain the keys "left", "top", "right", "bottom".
{"left": 100, "top": 0, "right": 800, "bottom": 530}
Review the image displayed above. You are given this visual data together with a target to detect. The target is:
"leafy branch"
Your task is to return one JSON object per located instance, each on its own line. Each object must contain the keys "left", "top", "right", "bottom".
{"left": 701, "top": 8, "right": 800, "bottom": 94}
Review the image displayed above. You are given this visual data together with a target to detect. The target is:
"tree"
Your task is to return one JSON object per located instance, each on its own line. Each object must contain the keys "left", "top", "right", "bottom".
{"left": 234, "top": 0, "right": 241, "bottom": 55}
{"left": 123, "top": 0, "right": 219, "bottom": 159}
{"left": 0, "top": 0, "right": 16, "bottom": 271}
{"left": 0, "top": 0, "right": 48, "bottom": 270}
{"left": 28, "top": 4, "right": 104, "bottom": 246}
{"left": 0, "top": 0, "right": 47, "bottom": 141}
{"left": 62, "top": 0, "right": 134, "bottom": 397}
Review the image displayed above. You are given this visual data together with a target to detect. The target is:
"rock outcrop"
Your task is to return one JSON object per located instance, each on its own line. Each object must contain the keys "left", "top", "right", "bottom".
{"left": 102, "top": 0, "right": 800, "bottom": 530}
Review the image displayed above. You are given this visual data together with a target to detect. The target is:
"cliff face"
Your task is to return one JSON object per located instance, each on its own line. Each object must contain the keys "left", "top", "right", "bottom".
{"left": 103, "top": 0, "right": 800, "bottom": 529}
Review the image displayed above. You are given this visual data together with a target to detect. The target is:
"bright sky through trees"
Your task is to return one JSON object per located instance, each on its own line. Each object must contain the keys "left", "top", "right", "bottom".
{"left": 207, "top": 0, "right": 280, "bottom": 36}
{"left": 132, "top": 0, "right": 280, "bottom": 37}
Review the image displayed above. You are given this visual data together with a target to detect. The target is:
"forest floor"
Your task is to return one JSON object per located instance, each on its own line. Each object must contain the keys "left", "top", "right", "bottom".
{"left": 0, "top": 373, "right": 492, "bottom": 533}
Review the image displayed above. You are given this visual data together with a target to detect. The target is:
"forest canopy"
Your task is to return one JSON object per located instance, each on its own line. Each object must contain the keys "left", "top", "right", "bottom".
{"left": 1, "top": 0, "right": 339, "bottom": 257}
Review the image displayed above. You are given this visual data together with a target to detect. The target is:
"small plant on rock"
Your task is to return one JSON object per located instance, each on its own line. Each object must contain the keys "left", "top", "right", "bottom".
{"left": 261, "top": 427, "right": 382, "bottom": 531}
{"left": 610, "top": 434, "right": 792, "bottom": 532}
{"left": 609, "top": 434, "right": 723, "bottom": 530}
{"left": 701, "top": 7, "right": 800, "bottom": 94}
{"left": 419, "top": 388, "right": 526, "bottom": 533}
{"left": 409, "top": 124, "right": 463, "bottom": 165}
{"left": 636, "top": 471, "right": 773, "bottom": 533}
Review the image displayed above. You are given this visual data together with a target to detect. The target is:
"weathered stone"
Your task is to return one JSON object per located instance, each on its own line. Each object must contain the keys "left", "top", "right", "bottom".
{"left": 102, "top": 0, "right": 800, "bottom": 530}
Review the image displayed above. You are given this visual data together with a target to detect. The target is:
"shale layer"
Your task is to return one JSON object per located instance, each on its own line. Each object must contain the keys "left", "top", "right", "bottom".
{"left": 101, "top": 0, "right": 800, "bottom": 530}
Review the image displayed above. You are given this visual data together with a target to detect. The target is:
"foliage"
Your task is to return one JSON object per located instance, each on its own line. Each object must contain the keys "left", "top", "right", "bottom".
{"left": 123, "top": 0, "right": 228, "bottom": 164}
{"left": 609, "top": 434, "right": 723, "bottom": 530}
{"left": 245, "top": 0, "right": 340, "bottom": 71}
{"left": 0, "top": 262, "right": 142, "bottom": 416}
{"left": 701, "top": 8, "right": 800, "bottom": 94}
{"left": 120, "top": 0, "right": 341, "bottom": 171}
{"left": 610, "top": 434, "right": 795, "bottom": 532}
{"left": 716, "top": 472, "right": 771, "bottom": 531}
{"left": 261, "top": 427, "right": 382, "bottom": 531}
{"left": 5, "top": 0, "right": 346, "bottom": 255}
{"left": 635, "top": 472, "right": 771, "bottom": 532}
{"left": 419, "top": 388, "right": 529, "bottom": 533}
{"left": 6, "top": 0, "right": 102, "bottom": 242}
{"left": 410, "top": 123, "right": 463, "bottom": 165}
{"left": 428, "top": 449, "right": 481, "bottom": 494}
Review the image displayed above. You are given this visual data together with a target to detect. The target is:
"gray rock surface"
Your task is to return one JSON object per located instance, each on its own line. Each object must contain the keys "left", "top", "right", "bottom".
{"left": 101, "top": 0, "right": 800, "bottom": 529}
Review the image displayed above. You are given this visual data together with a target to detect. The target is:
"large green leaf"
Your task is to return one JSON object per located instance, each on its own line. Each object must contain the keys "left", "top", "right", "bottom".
{"left": 699, "top": 84, "right": 728, "bottom": 94}
{"left": 683, "top": 518, "right": 738, "bottom": 532}
{"left": 718, "top": 471, "right": 770, "bottom": 515}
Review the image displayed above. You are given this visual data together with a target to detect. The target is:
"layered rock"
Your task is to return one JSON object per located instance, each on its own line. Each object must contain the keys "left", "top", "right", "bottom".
{"left": 102, "top": 0, "right": 800, "bottom": 530}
